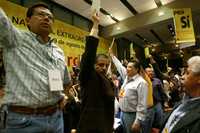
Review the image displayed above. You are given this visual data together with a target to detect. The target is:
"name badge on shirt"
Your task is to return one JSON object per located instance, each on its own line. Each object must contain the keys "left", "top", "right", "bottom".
{"left": 163, "top": 128, "right": 169, "bottom": 133}
{"left": 119, "top": 88, "right": 125, "bottom": 98}
{"left": 48, "top": 70, "right": 63, "bottom": 91}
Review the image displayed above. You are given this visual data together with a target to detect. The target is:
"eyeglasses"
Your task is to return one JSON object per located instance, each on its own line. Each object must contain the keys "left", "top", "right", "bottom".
{"left": 33, "top": 12, "right": 54, "bottom": 21}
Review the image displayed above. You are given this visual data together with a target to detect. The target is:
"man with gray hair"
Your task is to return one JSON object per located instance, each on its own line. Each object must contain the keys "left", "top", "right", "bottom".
{"left": 161, "top": 56, "right": 200, "bottom": 133}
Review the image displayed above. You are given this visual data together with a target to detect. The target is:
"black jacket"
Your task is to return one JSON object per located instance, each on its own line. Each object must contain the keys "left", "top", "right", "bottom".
{"left": 77, "top": 36, "right": 115, "bottom": 133}
{"left": 161, "top": 98, "right": 200, "bottom": 133}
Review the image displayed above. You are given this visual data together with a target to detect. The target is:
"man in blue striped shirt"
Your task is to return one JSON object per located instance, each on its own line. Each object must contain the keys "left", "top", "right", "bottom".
{"left": 0, "top": 2, "right": 71, "bottom": 133}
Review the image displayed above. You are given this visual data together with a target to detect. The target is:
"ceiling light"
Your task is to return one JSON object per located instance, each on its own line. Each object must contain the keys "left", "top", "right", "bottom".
{"left": 106, "top": 15, "right": 110, "bottom": 18}
{"left": 117, "top": 27, "right": 121, "bottom": 30}
{"left": 158, "top": 11, "right": 164, "bottom": 16}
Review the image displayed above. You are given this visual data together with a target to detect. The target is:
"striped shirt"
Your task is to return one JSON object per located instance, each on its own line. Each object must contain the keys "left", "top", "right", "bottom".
{"left": 0, "top": 8, "right": 70, "bottom": 108}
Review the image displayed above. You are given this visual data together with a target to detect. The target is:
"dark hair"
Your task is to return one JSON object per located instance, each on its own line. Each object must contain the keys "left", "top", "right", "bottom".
{"left": 26, "top": 2, "right": 51, "bottom": 18}
{"left": 72, "top": 66, "right": 80, "bottom": 76}
{"left": 95, "top": 54, "right": 109, "bottom": 63}
{"left": 129, "top": 58, "right": 141, "bottom": 73}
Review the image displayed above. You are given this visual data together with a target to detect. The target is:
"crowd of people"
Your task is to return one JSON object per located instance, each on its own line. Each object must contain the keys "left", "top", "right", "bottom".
{"left": 0, "top": 2, "right": 200, "bottom": 133}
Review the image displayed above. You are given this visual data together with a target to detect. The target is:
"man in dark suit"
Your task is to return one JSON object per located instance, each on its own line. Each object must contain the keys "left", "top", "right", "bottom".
{"left": 161, "top": 56, "right": 200, "bottom": 133}
{"left": 77, "top": 12, "right": 115, "bottom": 133}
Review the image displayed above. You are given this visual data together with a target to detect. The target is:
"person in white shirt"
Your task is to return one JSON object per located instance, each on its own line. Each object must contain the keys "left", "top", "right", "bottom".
{"left": 109, "top": 48, "right": 148, "bottom": 133}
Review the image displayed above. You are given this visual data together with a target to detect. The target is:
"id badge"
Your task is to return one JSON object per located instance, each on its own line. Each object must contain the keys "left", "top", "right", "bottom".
{"left": 163, "top": 128, "right": 169, "bottom": 133}
{"left": 48, "top": 69, "right": 63, "bottom": 91}
{"left": 119, "top": 88, "right": 125, "bottom": 98}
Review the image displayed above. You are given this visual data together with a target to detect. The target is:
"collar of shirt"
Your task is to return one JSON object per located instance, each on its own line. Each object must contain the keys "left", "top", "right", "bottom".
{"left": 127, "top": 74, "right": 139, "bottom": 82}
{"left": 183, "top": 96, "right": 200, "bottom": 105}
{"left": 189, "top": 96, "right": 200, "bottom": 101}
{"left": 29, "top": 31, "right": 54, "bottom": 46}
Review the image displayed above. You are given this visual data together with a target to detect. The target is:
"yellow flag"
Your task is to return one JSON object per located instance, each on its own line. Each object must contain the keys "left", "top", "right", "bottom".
{"left": 144, "top": 47, "right": 150, "bottom": 58}
{"left": 130, "top": 42, "right": 136, "bottom": 59}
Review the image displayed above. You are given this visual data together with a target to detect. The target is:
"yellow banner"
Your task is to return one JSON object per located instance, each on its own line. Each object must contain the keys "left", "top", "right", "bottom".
{"left": 0, "top": 0, "right": 112, "bottom": 69}
{"left": 173, "top": 8, "right": 195, "bottom": 44}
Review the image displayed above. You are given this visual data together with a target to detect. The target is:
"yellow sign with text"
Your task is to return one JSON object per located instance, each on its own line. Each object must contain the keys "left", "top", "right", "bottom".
{"left": 173, "top": 8, "right": 195, "bottom": 44}
{"left": 0, "top": 0, "right": 112, "bottom": 69}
